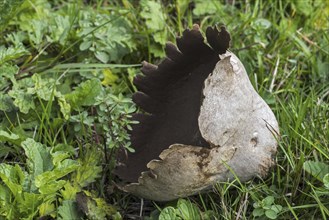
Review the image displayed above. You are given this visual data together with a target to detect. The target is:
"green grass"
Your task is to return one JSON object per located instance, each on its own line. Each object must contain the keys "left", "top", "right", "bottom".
{"left": 0, "top": 0, "right": 328, "bottom": 219}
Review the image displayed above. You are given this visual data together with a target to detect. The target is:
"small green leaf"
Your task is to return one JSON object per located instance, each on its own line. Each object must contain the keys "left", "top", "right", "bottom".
{"left": 271, "top": 204, "right": 283, "bottom": 213}
{"left": 253, "top": 202, "right": 260, "bottom": 208}
{"left": 140, "top": 0, "right": 167, "bottom": 31}
{"left": 263, "top": 196, "right": 275, "bottom": 206}
{"left": 254, "top": 18, "right": 272, "bottom": 29}
{"left": 159, "top": 207, "right": 177, "bottom": 220}
{"left": 177, "top": 199, "right": 201, "bottom": 220}
{"left": 65, "top": 78, "right": 103, "bottom": 110}
{"left": 265, "top": 209, "right": 278, "bottom": 219}
{"left": 253, "top": 208, "right": 265, "bottom": 217}
{"left": 102, "top": 68, "right": 118, "bottom": 86}
{"left": 80, "top": 40, "right": 92, "bottom": 51}
{"left": 95, "top": 51, "right": 110, "bottom": 63}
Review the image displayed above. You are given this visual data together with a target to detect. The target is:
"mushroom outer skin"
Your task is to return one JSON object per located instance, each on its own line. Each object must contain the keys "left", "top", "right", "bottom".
{"left": 122, "top": 52, "right": 279, "bottom": 202}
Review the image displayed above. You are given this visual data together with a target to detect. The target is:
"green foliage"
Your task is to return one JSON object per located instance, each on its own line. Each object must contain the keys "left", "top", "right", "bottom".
{"left": 0, "top": 138, "right": 105, "bottom": 219}
{"left": 303, "top": 161, "right": 329, "bottom": 182}
{"left": 65, "top": 78, "right": 103, "bottom": 110}
{"left": 156, "top": 199, "right": 214, "bottom": 220}
{"left": 57, "top": 200, "right": 81, "bottom": 220}
{"left": 0, "top": 0, "right": 25, "bottom": 30}
{"left": 78, "top": 9, "right": 136, "bottom": 63}
{"left": 140, "top": 0, "right": 168, "bottom": 57}
{"left": 73, "top": 144, "right": 102, "bottom": 188}
{"left": 0, "top": 0, "right": 328, "bottom": 219}
{"left": 253, "top": 196, "right": 283, "bottom": 219}
{"left": 76, "top": 191, "right": 122, "bottom": 220}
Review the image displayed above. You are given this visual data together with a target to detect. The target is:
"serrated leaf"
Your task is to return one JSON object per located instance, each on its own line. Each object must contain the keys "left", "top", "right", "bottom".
{"left": 58, "top": 200, "right": 81, "bottom": 220}
{"left": 139, "top": 0, "right": 167, "bottom": 57}
{"left": 50, "top": 14, "right": 71, "bottom": 45}
{"left": 149, "top": 44, "right": 165, "bottom": 57}
{"left": 31, "top": 74, "right": 57, "bottom": 101}
{"left": 76, "top": 191, "right": 121, "bottom": 220}
{"left": 57, "top": 95, "right": 71, "bottom": 119}
{"left": 27, "top": 20, "right": 48, "bottom": 46}
{"left": 140, "top": 0, "right": 166, "bottom": 31}
{"left": 153, "top": 31, "right": 167, "bottom": 45}
{"left": 0, "top": 46, "right": 28, "bottom": 65}
{"left": 86, "top": 197, "right": 108, "bottom": 220}
{"left": 73, "top": 145, "right": 102, "bottom": 188}
{"left": 192, "top": 0, "right": 221, "bottom": 16}
{"left": 65, "top": 78, "right": 103, "bottom": 110}
{"left": 8, "top": 89, "right": 35, "bottom": 114}
{"left": 61, "top": 182, "right": 80, "bottom": 200}
{"left": 78, "top": 10, "right": 135, "bottom": 62}
{"left": 0, "top": 0, "right": 25, "bottom": 29}
{"left": 303, "top": 160, "right": 329, "bottom": 181}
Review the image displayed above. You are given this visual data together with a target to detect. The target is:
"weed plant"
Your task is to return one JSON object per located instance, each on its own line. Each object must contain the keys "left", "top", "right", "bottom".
{"left": 0, "top": 0, "right": 328, "bottom": 219}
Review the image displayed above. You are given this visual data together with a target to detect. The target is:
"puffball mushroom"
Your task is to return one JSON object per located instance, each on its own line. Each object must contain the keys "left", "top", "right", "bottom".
{"left": 116, "top": 24, "right": 279, "bottom": 202}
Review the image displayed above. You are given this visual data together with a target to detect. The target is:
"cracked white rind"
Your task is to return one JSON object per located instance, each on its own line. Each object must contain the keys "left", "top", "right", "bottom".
{"left": 199, "top": 52, "right": 279, "bottom": 181}
{"left": 123, "top": 52, "right": 279, "bottom": 201}
{"left": 123, "top": 144, "right": 237, "bottom": 201}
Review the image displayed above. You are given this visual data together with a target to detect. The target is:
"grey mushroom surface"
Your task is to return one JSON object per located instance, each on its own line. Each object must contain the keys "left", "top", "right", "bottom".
{"left": 116, "top": 25, "right": 279, "bottom": 201}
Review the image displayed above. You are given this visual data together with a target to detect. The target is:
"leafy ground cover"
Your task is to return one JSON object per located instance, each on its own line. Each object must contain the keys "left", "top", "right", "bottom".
{"left": 0, "top": 0, "right": 328, "bottom": 219}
